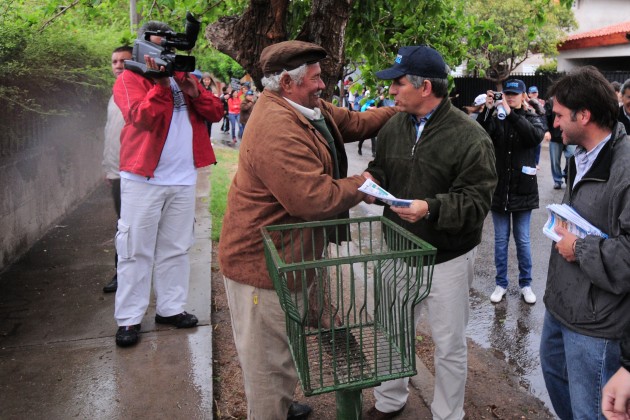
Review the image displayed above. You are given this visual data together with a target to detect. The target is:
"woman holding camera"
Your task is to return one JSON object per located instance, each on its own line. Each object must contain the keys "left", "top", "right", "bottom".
{"left": 477, "top": 79, "right": 546, "bottom": 305}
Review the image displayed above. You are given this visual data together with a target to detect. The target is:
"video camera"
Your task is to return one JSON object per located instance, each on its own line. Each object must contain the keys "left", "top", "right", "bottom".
{"left": 493, "top": 92, "right": 503, "bottom": 101}
{"left": 124, "top": 12, "right": 200, "bottom": 78}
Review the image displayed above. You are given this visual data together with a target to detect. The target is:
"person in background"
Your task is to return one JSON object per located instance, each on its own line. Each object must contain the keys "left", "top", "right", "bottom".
{"left": 540, "top": 66, "right": 630, "bottom": 420}
{"left": 218, "top": 40, "right": 397, "bottom": 420}
{"left": 201, "top": 72, "right": 216, "bottom": 138}
{"left": 112, "top": 20, "right": 223, "bottom": 347}
{"left": 617, "top": 79, "right": 630, "bottom": 135}
{"left": 227, "top": 89, "right": 242, "bottom": 144}
{"left": 478, "top": 79, "right": 545, "bottom": 305}
{"left": 102, "top": 45, "right": 133, "bottom": 293}
{"left": 528, "top": 86, "right": 545, "bottom": 169}
{"left": 358, "top": 98, "right": 377, "bottom": 156}
{"left": 464, "top": 93, "right": 487, "bottom": 120}
{"left": 612, "top": 80, "right": 623, "bottom": 106}
{"left": 545, "top": 96, "right": 576, "bottom": 190}
{"left": 220, "top": 86, "right": 230, "bottom": 134}
{"left": 363, "top": 45, "right": 497, "bottom": 420}
{"left": 238, "top": 90, "right": 256, "bottom": 133}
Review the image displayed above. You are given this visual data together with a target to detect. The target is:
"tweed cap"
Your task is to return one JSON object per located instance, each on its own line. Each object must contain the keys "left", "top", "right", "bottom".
{"left": 260, "top": 40, "right": 327, "bottom": 76}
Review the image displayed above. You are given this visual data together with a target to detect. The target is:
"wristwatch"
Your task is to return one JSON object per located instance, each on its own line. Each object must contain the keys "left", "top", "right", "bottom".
{"left": 424, "top": 205, "right": 430, "bottom": 220}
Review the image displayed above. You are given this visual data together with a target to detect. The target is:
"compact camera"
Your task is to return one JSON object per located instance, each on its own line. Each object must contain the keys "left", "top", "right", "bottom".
{"left": 493, "top": 92, "right": 503, "bottom": 101}
{"left": 124, "top": 12, "right": 200, "bottom": 78}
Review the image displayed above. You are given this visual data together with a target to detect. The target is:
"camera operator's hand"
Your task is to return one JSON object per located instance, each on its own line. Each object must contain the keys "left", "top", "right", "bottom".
{"left": 145, "top": 55, "right": 170, "bottom": 87}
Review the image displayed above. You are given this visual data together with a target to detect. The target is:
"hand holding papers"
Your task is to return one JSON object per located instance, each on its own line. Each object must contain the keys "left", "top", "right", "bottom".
{"left": 358, "top": 179, "right": 413, "bottom": 207}
{"left": 542, "top": 203, "right": 608, "bottom": 242}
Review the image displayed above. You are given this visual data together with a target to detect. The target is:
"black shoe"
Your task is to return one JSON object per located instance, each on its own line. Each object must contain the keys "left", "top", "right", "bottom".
{"left": 116, "top": 324, "right": 141, "bottom": 347}
{"left": 358, "top": 149, "right": 362, "bottom": 155}
{"left": 364, "top": 405, "right": 405, "bottom": 420}
{"left": 553, "top": 182, "right": 562, "bottom": 190}
{"left": 103, "top": 275, "right": 117, "bottom": 293}
{"left": 155, "top": 311, "right": 198, "bottom": 328}
{"left": 287, "top": 401, "right": 312, "bottom": 420}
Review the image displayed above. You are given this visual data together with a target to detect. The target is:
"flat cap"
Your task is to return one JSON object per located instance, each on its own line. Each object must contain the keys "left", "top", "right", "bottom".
{"left": 260, "top": 40, "right": 327, "bottom": 76}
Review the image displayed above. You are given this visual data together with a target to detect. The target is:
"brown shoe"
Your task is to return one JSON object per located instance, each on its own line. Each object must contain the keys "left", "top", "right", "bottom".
{"left": 364, "top": 405, "right": 405, "bottom": 420}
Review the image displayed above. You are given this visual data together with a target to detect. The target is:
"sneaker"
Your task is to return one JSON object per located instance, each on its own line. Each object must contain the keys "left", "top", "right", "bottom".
{"left": 490, "top": 286, "right": 507, "bottom": 303}
{"left": 553, "top": 182, "right": 562, "bottom": 190}
{"left": 116, "top": 324, "right": 141, "bottom": 347}
{"left": 155, "top": 311, "right": 198, "bottom": 328}
{"left": 521, "top": 286, "right": 537, "bottom": 304}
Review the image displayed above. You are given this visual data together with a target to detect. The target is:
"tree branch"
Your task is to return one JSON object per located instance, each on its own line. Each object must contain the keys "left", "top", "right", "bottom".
{"left": 38, "top": 0, "right": 81, "bottom": 33}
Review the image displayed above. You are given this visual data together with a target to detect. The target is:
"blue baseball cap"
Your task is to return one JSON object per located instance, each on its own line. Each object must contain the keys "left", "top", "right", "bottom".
{"left": 528, "top": 86, "right": 538, "bottom": 93}
{"left": 246, "top": 90, "right": 254, "bottom": 95}
{"left": 503, "top": 79, "right": 526, "bottom": 94}
{"left": 376, "top": 45, "right": 447, "bottom": 80}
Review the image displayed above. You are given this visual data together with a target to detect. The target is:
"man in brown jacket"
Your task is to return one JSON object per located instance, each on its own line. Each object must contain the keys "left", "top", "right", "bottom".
{"left": 218, "top": 40, "right": 397, "bottom": 420}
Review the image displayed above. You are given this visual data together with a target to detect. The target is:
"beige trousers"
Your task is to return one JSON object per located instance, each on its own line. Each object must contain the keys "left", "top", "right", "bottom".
{"left": 374, "top": 247, "right": 477, "bottom": 420}
{"left": 223, "top": 276, "right": 298, "bottom": 420}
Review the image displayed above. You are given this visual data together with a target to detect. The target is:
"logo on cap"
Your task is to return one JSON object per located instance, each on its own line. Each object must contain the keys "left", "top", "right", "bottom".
{"left": 395, "top": 54, "right": 403, "bottom": 64}
{"left": 506, "top": 82, "right": 519, "bottom": 89}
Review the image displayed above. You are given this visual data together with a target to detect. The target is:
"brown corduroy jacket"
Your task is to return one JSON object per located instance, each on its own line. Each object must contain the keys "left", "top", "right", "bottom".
{"left": 218, "top": 89, "right": 396, "bottom": 289}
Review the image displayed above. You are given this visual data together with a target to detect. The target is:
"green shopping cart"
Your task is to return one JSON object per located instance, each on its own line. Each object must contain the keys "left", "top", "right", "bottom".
{"left": 262, "top": 216, "right": 436, "bottom": 419}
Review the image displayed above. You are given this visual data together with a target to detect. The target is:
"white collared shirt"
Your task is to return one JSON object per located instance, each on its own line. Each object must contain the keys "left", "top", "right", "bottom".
{"left": 573, "top": 133, "right": 611, "bottom": 186}
{"left": 283, "top": 97, "right": 322, "bottom": 120}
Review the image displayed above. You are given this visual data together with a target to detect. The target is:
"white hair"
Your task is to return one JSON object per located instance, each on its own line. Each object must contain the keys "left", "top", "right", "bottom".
{"left": 261, "top": 64, "right": 308, "bottom": 92}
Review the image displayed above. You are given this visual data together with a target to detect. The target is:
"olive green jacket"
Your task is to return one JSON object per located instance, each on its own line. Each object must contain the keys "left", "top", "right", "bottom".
{"left": 367, "top": 98, "right": 497, "bottom": 264}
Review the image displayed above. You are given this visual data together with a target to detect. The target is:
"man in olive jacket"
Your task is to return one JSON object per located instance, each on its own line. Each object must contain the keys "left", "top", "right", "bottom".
{"left": 363, "top": 46, "right": 497, "bottom": 420}
{"left": 540, "top": 66, "right": 630, "bottom": 420}
{"left": 218, "top": 40, "right": 397, "bottom": 420}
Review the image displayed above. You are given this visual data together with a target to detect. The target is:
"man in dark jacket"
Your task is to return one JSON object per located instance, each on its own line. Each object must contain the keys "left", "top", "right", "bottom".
{"left": 540, "top": 66, "right": 630, "bottom": 420}
{"left": 363, "top": 45, "right": 497, "bottom": 420}
{"left": 477, "top": 79, "right": 545, "bottom": 305}
{"left": 545, "top": 97, "right": 577, "bottom": 189}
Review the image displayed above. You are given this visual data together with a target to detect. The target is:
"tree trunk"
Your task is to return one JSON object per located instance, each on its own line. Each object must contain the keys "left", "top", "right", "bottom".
{"left": 205, "top": 0, "right": 353, "bottom": 100}
{"left": 296, "top": 0, "right": 353, "bottom": 99}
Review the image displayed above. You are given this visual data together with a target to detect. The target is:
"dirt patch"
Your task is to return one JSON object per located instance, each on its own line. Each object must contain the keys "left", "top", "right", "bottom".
{"left": 211, "top": 244, "right": 555, "bottom": 419}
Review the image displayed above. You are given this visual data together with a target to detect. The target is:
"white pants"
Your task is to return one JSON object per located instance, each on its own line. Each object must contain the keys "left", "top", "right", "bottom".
{"left": 114, "top": 179, "right": 196, "bottom": 326}
{"left": 223, "top": 276, "right": 298, "bottom": 420}
{"left": 374, "top": 247, "right": 477, "bottom": 420}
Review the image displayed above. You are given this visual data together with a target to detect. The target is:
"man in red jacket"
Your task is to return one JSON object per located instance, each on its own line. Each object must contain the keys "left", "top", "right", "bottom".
{"left": 112, "top": 20, "right": 223, "bottom": 347}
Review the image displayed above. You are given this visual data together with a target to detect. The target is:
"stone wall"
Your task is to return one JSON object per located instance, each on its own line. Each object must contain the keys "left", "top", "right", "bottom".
{"left": 0, "top": 105, "right": 106, "bottom": 270}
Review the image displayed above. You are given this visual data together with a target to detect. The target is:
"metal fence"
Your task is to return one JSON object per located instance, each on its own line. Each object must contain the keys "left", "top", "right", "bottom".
{"left": 451, "top": 71, "right": 630, "bottom": 110}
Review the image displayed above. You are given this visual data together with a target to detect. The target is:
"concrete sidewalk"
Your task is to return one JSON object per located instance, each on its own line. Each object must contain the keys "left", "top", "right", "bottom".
{"left": 0, "top": 167, "right": 214, "bottom": 419}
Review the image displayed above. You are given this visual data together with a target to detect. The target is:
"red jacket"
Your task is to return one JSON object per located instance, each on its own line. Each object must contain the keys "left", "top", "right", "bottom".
{"left": 113, "top": 70, "right": 224, "bottom": 178}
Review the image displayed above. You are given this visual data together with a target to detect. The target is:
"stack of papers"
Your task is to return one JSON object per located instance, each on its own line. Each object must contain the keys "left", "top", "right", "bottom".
{"left": 542, "top": 203, "right": 608, "bottom": 242}
{"left": 358, "top": 179, "right": 413, "bottom": 207}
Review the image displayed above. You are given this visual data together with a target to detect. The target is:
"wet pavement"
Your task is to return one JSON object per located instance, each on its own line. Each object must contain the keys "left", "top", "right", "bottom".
{"left": 347, "top": 139, "right": 561, "bottom": 416}
{"left": 0, "top": 167, "right": 214, "bottom": 419}
{"left": 0, "top": 122, "right": 559, "bottom": 419}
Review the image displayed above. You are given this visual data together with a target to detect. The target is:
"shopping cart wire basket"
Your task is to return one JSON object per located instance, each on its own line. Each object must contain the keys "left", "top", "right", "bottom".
{"left": 262, "top": 216, "right": 436, "bottom": 408}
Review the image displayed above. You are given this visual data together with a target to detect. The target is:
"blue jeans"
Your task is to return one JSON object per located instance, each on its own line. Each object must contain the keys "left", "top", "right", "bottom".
{"left": 228, "top": 113, "right": 243, "bottom": 139}
{"left": 549, "top": 142, "right": 577, "bottom": 184}
{"left": 540, "top": 311, "right": 620, "bottom": 420}
{"left": 492, "top": 210, "right": 532, "bottom": 288}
